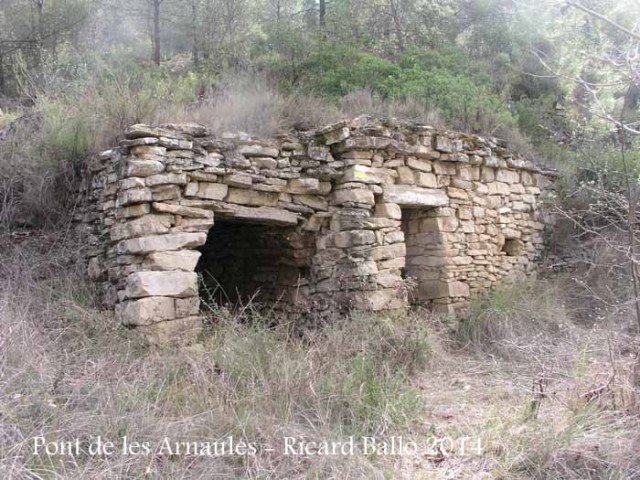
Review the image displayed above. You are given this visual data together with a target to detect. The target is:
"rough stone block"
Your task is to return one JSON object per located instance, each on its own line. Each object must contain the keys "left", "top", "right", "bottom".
{"left": 340, "top": 165, "right": 394, "bottom": 184}
{"left": 481, "top": 167, "right": 495, "bottom": 182}
{"left": 192, "top": 182, "right": 229, "bottom": 200}
{"left": 126, "top": 124, "right": 181, "bottom": 140}
{"left": 451, "top": 178, "right": 473, "bottom": 190}
{"left": 331, "top": 230, "right": 376, "bottom": 248}
{"left": 194, "top": 153, "right": 223, "bottom": 168}
{"left": 175, "top": 297, "right": 200, "bottom": 317}
{"left": 124, "top": 159, "right": 164, "bottom": 177}
{"left": 136, "top": 316, "right": 202, "bottom": 347}
{"left": 238, "top": 144, "right": 279, "bottom": 157}
{"left": 287, "top": 178, "right": 321, "bottom": 194}
{"left": 216, "top": 203, "right": 298, "bottom": 225}
{"left": 119, "top": 177, "right": 146, "bottom": 190}
{"left": 152, "top": 202, "right": 213, "bottom": 219}
{"left": 143, "top": 250, "right": 202, "bottom": 271}
{"left": 419, "top": 280, "right": 469, "bottom": 299}
{"left": 293, "top": 194, "right": 328, "bottom": 211}
{"left": 384, "top": 231, "right": 404, "bottom": 244}
{"left": 407, "top": 158, "right": 432, "bottom": 172}
{"left": 226, "top": 188, "right": 279, "bottom": 207}
{"left": 124, "top": 271, "right": 198, "bottom": 299}
{"left": 433, "top": 135, "right": 454, "bottom": 153}
{"left": 308, "top": 144, "right": 331, "bottom": 161}
{"left": 224, "top": 173, "right": 253, "bottom": 188}
{"left": 323, "top": 127, "right": 350, "bottom": 145}
{"left": 120, "top": 137, "right": 159, "bottom": 148}
{"left": 117, "top": 188, "right": 152, "bottom": 207}
{"left": 151, "top": 185, "right": 181, "bottom": 201}
{"left": 415, "top": 172, "right": 437, "bottom": 188}
{"left": 487, "top": 182, "right": 511, "bottom": 195}
{"left": 145, "top": 173, "right": 187, "bottom": 186}
{"left": 496, "top": 169, "right": 520, "bottom": 184}
{"left": 254, "top": 157, "right": 278, "bottom": 169}
{"left": 433, "top": 162, "right": 456, "bottom": 175}
{"left": 332, "top": 188, "right": 375, "bottom": 206}
{"left": 118, "top": 232, "right": 207, "bottom": 254}
{"left": 158, "top": 137, "right": 193, "bottom": 150}
{"left": 447, "top": 187, "right": 469, "bottom": 200}
{"left": 131, "top": 145, "right": 167, "bottom": 157}
{"left": 115, "top": 296, "right": 176, "bottom": 326}
{"left": 374, "top": 203, "right": 402, "bottom": 220}
{"left": 349, "top": 288, "right": 406, "bottom": 311}
{"left": 366, "top": 243, "right": 406, "bottom": 261}
{"left": 397, "top": 166, "right": 415, "bottom": 184}
{"left": 420, "top": 216, "right": 458, "bottom": 233}
{"left": 110, "top": 214, "right": 173, "bottom": 241}
{"left": 159, "top": 122, "right": 209, "bottom": 137}
{"left": 116, "top": 203, "right": 151, "bottom": 219}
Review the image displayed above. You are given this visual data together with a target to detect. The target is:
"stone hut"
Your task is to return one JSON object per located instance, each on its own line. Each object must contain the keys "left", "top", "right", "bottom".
{"left": 76, "top": 116, "right": 556, "bottom": 344}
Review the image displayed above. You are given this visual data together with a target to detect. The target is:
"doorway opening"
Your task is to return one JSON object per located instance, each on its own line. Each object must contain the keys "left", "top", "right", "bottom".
{"left": 196, "top": 220, "right": 314, "bottom": 310}
{"left": 400, "top": 208, "right": 442, "bottom": 304}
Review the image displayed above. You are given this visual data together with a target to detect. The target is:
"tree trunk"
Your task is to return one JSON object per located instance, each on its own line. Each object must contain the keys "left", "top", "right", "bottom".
{"left": 191, "top": 0, "right": 199, "bottom": 68}
{"left": 0, "top": 50, "right": 5, "bottom": 96}
{"left": 152, "top": 0, "right": 161, "bottom": 65}
{"left": 620, "top": 87, "right": 640, "bottom": 332}
{"left": 389, "top": 0, "right": 405, "bottom": 54}
{"left": 319, "top": 0, "right": 326, "bottom": 27}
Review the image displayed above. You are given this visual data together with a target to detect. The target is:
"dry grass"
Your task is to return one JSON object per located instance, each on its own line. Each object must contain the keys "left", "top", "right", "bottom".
{"left": 172, "top": 82, "right": 445, "bottom": 137}
{"left": 0, "top": 233, "right": 431, "bottom": 479}
{"left": 163, "top": 77, "right": 343, "bottom": 136}
{"left": 339, "top": 89, "right": 445, "bottom": 128}
{"left": 414, "top": 278, "right": 640, "bottom": 479}
{"left": 0, "top": 109, "right": 19, "bottom": 129}
{"left": 2, "top": 233, "right": 639, "bottom": 479}
{"left": 457, "top": 279, "right": 575, "bottom": 360}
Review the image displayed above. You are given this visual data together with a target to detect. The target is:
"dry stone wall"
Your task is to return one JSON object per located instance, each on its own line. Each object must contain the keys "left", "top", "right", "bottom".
{"left": 75, "top": 116, "right": 556, "bottom": 345}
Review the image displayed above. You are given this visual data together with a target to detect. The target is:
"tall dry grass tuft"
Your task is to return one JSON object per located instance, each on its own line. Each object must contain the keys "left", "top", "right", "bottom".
{"left": 172, "top": 77, "right": 342, "bottom": 136}
{"left": 339, "top": 88, "right": 445, "bottom": 128}
{"left": 457, "top": 279, "right": 573, "bottom": 360}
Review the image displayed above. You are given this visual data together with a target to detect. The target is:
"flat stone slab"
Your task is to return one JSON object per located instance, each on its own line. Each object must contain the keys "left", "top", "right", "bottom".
{"left": 214, "top": 204, "right": 299, "bottom": 226}
{"left": 124, "top": 271, "right": 198, "bottom": 299}
{"left": 382, "top": 185, "right": 448, "bottom": 208}
{"left": 117, "top": 232, "right": 207, "bottom": 254}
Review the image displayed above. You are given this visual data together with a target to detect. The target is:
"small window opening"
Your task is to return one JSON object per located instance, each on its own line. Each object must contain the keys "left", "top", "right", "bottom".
{"left": 502, "top": 238, "right": 523, "bottom": 256}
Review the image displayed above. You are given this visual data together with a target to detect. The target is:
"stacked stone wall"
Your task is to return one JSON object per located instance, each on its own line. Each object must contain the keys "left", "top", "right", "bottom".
{"left": 74, "top": 116, "right": 556, "bottom": 344}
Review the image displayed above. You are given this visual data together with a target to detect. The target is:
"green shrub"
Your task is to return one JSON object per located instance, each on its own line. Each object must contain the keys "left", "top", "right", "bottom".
{"left": 296, "top": 44, "right": 517, "bottom": 133}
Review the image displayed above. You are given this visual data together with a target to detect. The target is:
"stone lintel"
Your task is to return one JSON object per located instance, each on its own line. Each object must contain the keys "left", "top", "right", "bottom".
{"left": 214, "top": 204, "right": 299, "bottom": 226}
{"left": 382, "top": 185, "right": 449, "bottom": 208}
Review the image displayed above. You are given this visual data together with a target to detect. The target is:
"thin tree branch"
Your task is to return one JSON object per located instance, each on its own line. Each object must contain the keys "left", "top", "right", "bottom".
{"left": 566, "top": 1, "right": 640, "bottom": 40}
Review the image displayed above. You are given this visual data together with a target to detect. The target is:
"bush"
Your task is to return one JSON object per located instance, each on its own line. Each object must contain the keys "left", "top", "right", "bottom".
{"left": 0, "top": 68, "right": 218, "bottom": 230}
{"left": 0, "top": 99, "right": 90, "bottom": 229}
{"left": 296, "top": 44, "right": 517, "bottom": 133}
